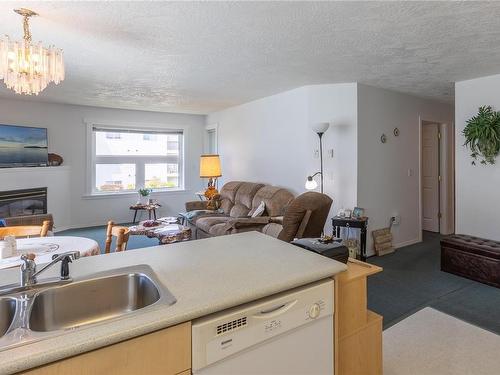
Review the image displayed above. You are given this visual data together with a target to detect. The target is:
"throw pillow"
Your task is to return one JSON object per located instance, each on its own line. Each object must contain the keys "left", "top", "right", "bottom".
{"left": 251, "top": 201, "right": 266, "bottom": 218}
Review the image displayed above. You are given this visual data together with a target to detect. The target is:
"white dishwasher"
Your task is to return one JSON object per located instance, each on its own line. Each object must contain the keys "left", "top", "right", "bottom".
{"left": 192, "top": 279, "right": 334, "bottom": 375}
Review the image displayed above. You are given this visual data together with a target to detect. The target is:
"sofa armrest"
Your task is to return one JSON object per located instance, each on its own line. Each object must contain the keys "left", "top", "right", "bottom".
{"left": 185, "top": 201, "right": 209, "bottom": 212}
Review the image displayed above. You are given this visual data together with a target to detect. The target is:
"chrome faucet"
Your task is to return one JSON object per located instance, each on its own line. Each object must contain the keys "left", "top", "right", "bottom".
{"left": 20, "top": 251, "right": 80, "bottom": 286}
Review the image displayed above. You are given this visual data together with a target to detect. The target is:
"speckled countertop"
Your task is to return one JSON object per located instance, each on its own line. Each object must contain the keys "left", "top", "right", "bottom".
{"left": 0, "top": 231, "right": 347, "bottom": 374}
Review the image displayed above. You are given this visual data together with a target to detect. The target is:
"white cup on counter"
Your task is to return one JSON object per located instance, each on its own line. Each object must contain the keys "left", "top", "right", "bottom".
{"left": 0, "top": 236, "right": 17, "bottom": 259}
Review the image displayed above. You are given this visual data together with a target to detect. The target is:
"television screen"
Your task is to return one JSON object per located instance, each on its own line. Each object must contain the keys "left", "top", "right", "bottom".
{"left": 0, "top": 124, "right": 48, "bottom": 167}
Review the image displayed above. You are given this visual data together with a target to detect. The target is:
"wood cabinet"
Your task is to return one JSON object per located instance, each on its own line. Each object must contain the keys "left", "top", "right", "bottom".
{"left": 335, "top": 259, "right": 383, "bottom": 375}
{"left": 21, "top": 322, "right": 191, "bottom": 375}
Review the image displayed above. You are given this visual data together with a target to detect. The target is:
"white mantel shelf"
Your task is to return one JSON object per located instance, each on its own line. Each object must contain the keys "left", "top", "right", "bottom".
{"left": 0, "top": 166, "right": 70, "bottom": 174}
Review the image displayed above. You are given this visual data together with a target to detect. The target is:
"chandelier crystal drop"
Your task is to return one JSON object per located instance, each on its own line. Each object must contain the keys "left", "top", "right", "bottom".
{"left": 0, "top": 8, "right": 64, "bottom": 95}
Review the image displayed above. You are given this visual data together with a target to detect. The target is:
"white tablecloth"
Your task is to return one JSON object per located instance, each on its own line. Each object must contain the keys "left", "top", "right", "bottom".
{"left": 0, "top": 236, "right": 100, "bottom": 270}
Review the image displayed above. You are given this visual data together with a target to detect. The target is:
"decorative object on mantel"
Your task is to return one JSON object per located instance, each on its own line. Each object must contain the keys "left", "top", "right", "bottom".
{"left": 47, "top": 153, "right": 63, "bottom": 166}
{"left": 380, "top": 133, "right": 387, "bottom": 143}
{"left": 393, "top": 127, "right": 400, "bottom": 136}
{"left": 0, "top": 8, "right": 65, "bottom": 95}
{"left": 199, "top": 154, "right": 222, "bottom": 199}
{"left": 463, "top": 106, "right": 500, "bottom": 165}
{"left": 305, "top": 122, "right": 329, "bottom": 193}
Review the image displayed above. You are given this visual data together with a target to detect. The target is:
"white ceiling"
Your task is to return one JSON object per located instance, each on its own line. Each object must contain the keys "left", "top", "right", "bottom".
{"left": 0, "top": 1, "right": 500, "bottom": 114}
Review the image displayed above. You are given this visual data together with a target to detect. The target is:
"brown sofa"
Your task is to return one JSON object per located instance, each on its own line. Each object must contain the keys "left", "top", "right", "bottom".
{"left": 226, "top": 192, "right": 333, "bottom": 242}
{"left": 184, "top": 181, "right": 294, "bottom": 239}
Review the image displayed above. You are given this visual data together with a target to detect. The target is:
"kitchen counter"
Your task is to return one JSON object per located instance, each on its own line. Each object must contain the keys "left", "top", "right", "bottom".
{"left": 0, "top": 231, "right": 347, "bottom": 374}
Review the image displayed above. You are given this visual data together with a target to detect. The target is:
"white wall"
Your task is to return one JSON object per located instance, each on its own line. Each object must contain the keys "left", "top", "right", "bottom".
{"left": 207, "top": 83, "right": 358, "bottom": 234}
{"left": 0, "top": 98, "right": 205, "bottom": 230}
{"left": 357, "top": 84, "right": 454, "bottom": 254}
{"left": 455, "top": 74, "right": 500, "bottom": 240}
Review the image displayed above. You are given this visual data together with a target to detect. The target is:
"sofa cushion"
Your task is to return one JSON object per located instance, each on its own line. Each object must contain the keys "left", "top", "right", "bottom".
{"left": 208, "top": 223, "right": 232, "bottom": 236}
{"left": 195, "top": 216, "right": 231, "bottom": 234}
{"left": 248, "top": 186, "right": 294, "bottom": 217}
{"left": 229, "top": 182, "right": 264, "bottom": 217}
{"left": 251, "top": 201, "right": 266, "bottom": 217}
{"left": 219, "top": 181, "right": 244, "bottom": 215}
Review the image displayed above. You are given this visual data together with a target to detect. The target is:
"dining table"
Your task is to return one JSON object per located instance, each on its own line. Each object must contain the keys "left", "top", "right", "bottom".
{"left": 0, "top": 236, "right": 101, "bottom": 271}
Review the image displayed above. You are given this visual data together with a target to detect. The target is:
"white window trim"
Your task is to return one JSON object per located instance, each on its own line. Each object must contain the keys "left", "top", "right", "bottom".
{"left": 84, "top": 119, "right": 186, "bottom": 197}
{"left": 204, "top": 123, "right": 219, "bottom": 154}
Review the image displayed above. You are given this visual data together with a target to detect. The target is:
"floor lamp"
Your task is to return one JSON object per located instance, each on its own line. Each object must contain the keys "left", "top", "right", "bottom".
{"left": 305, "top": 122, "right": 329, "bottom": 193}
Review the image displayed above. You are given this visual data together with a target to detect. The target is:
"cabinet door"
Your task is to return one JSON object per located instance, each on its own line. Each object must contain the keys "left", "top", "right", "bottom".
{"left": 21, "top": 322, "right": 191, "bottom": 375}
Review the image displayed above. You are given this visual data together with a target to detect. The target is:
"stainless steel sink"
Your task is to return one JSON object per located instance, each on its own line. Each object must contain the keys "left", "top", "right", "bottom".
{"left": 0, "top": 298, "right": 16, "bottom": 337}
{"left": 30, "top": 272, "right": 161, "bottom": 332}
{"left": 0, "top": 265, "right": 176, "bottom": 350}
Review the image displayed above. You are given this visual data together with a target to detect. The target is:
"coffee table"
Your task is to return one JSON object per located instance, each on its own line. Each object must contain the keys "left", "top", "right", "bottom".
{"left": 129, "top": 219, "right": 191, "bottom": 245}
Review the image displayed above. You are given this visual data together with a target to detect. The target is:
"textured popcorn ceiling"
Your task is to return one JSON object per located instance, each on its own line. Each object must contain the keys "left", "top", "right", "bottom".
{"left": 0, "top": 1, "right": 499, "bottom": 114}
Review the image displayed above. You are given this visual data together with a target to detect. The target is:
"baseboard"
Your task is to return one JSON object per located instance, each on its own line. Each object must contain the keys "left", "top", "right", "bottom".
{"left": 394, "top": 238, "right": 421, "bottom": 249}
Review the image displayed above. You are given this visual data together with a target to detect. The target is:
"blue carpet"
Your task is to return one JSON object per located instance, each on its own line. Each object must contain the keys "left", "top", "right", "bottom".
{"left": 58, "top": 223, "right": 159, "bottom": 253}
{"left": 368, "top": 231, "right": 500, "bottom": 334}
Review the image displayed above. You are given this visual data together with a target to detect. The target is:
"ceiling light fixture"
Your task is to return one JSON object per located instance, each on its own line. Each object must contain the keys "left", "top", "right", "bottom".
{"left": 0, "top": 8, "right": 64, "bottom": 95}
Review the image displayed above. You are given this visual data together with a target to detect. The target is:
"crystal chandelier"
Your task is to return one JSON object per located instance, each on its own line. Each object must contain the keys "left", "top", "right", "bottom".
{"left": 0, "top": 8, "right": 64, "bottom": 95}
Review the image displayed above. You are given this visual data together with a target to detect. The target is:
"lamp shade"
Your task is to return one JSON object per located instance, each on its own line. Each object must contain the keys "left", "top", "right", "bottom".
{"left": 200, "top": 154, "right": 222, "bottom": 178}
{"left": 305, "top": 176, "right": 318, "bottom": 190}
{"left": 311, "top": 122, "right": 330, "bottom": 134}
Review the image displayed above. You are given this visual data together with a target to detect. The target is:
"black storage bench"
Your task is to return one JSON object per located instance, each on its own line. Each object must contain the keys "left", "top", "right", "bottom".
{"left": 441, "top": 234, "right": 500, "bottom": 288}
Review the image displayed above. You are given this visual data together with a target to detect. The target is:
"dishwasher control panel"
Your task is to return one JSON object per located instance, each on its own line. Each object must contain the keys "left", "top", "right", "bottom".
{"left": 192, "top": 279, "right": 334, "bottom": 371}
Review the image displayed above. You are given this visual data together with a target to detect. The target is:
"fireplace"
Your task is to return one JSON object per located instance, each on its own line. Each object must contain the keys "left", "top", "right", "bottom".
{"left": 0, "top": 188, "right": 47, "bottom": 218}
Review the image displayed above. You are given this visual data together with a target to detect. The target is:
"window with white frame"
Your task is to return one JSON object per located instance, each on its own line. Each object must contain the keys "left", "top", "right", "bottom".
{"left": 90, "top": 126, "right": 183, "bottom": 194}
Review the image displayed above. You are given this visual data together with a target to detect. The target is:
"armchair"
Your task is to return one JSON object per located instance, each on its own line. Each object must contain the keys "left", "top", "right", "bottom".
{"left": 262, "top": 192, "right": 333, "bottom": 242}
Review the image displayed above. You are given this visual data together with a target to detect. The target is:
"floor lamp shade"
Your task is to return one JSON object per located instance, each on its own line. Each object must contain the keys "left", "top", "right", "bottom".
{"left": 200, "top": 154, "right": 222, "bottom": 178}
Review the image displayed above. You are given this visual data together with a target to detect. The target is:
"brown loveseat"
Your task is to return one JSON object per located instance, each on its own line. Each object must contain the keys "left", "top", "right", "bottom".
{"left": 184, "top": 181, "right": 294, "bottom": 239}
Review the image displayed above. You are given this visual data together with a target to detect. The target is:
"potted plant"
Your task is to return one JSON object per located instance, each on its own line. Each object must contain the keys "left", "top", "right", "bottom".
{"left": 137, "top": 188, "right": 152, "bottom": 205}
{"left": 463, "top": 106, "right": 500, "bottom": 165}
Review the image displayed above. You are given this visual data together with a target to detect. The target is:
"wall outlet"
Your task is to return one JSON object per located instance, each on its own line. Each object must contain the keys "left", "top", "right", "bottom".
{"left": 313, "top": 149, "right": 319, "bottom": 158}
{"left": 328, "top": 149, "right": 334, "bottom": 158}
{"left": 391, "top": 215, "right": 401, "bottom": 225}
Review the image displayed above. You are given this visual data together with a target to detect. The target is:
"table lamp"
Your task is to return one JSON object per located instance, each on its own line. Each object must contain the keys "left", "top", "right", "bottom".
{"left": 305, "top": 122, "right": 329, "bottom": 193}
{"left": 200, "top": 154, "right": 222, "bottom": 199}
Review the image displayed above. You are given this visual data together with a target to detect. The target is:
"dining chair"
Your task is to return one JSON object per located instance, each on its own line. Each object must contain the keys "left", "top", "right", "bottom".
{"left": 0, "top": 220, "right": 51, "bottom": 239}
{"left": 105, "top": 221, "right": 130, "bottom": 254}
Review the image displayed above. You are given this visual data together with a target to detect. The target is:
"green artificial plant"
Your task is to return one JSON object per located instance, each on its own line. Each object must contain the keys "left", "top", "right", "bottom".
{"left": 463, "top": 105, "right": 500, "bottom": 165}
{"left": 138, "top": 188, "right": 152, "bottom": 197}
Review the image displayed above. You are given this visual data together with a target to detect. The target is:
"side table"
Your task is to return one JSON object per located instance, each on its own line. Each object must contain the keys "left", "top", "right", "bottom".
{"left": 331, "top": 216, "right": 368, "bottom": 261}
{"left": 129, "top": 203, "right": 161, "bottom": 223}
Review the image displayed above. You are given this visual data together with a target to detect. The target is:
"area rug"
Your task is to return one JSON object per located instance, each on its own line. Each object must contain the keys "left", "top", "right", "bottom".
{"left": 384, "top": 307, "right": 500, "bottom": 375}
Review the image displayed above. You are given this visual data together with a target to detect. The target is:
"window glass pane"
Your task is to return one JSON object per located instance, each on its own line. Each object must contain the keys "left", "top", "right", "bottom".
{"left": 95, "top": 164, "right": 136, "bottom": 192}
{"left": 95, "top": 131, "right": 180, "bottom": 156}
{"left": 207, "top": 129, "right": 216, "bottom": 154}
{"left": 145, "top": 163, "right": 179, "bottom": 189}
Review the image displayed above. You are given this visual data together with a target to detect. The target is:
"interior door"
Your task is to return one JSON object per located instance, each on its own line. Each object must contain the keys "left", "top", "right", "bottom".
{"left": 422, "top": 123, "right": 440, "bottom": 232}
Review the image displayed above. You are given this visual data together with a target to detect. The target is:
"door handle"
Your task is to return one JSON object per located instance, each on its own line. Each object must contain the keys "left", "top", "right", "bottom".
{"left": 252, "top": 300, "right": 297, "bottom": 319}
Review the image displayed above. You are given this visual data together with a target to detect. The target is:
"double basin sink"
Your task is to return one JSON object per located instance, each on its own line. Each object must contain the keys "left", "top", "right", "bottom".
{"left": 0, "top": 265, "right": 176, "bottom": 350}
